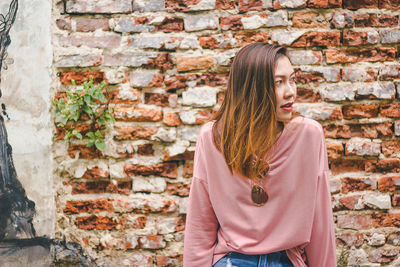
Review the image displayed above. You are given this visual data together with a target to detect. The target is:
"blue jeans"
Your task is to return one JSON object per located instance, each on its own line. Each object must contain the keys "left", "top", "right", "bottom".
{"left": 213, "top": 250, "right": 294, "bottom": 267}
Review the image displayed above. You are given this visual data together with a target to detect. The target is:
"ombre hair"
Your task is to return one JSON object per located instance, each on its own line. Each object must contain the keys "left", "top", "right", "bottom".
{"left": 209, "top": 42, "right": 299, "bottom": 180}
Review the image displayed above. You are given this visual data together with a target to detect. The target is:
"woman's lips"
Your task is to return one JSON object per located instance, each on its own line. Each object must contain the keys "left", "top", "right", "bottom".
{"left": 280, "top": 102, "right": 293, "bottom": 112}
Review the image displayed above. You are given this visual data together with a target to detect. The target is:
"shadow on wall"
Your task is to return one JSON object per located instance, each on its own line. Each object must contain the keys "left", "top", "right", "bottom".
{"left": 0, "top": 1, "right": 94, "bottom": 266}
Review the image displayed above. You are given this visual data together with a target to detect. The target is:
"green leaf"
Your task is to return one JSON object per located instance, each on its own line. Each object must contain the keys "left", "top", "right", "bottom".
{"left": 86, "top": 132, "right": 95, "bottom": 139}
{"left": 95, "top": 140, "right": 105, "bottom": 151}
{"left": 87, "top": 140, "right": 95, "bottom": 147}
{"left": 95, "top": 129, "right": 104, "bottom": 138}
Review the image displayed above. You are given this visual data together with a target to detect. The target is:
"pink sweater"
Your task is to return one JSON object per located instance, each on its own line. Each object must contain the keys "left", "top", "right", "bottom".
{"left": 183, "top": 116, "right": 337, "bottom": 267}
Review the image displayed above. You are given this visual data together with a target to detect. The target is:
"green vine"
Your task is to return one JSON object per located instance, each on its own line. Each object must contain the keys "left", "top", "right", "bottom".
{"left": 53, "top": 76, "right": 115, "bottom": 152}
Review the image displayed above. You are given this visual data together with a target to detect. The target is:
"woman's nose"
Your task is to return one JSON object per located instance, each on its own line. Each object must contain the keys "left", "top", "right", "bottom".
{"left": 284, "top": 82, "right": 296, "bottom": 98}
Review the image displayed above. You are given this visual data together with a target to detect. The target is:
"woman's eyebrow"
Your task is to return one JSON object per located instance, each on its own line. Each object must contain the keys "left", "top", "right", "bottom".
{"left": 275, "top": 72, "right": 295, "bottom": 78}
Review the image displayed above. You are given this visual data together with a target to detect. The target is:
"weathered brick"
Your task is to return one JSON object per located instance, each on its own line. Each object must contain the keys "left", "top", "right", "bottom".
{"left": 68, "top": 145, "right": 104, "bottom": 159}
{"left": 184, "top": 15, "right": 218, "bottom": 32}
{"left": 273, "top": 0, "right": 306, "bottom": 8}
{"left": 128, "top": 70, "right": 163, "bottom": 87}
{"left": 336, "top": 233, "right": 364, "bottom": 247}
{"left": 156, "top": 255, "right": 183, "bottom": 267}
{"left": 343, "top": 0, "right": 378, "bottom": 9}
{"left": 295, "top": 87, "right": 322, "bottom": 103}
{"left": 393, "top": 194, "right": 400, "bottom": 208}
{"left": 111, "top": 197, "right": 177, "bottom": 213}
{"left": 179, "top": 109, "right": 213, "bottom": 124}
{"left": 378, "top": 176, "right": 400, "bottom": 192}
{"left": 395, "top": 120, "right": 400, "bottom": 136}
{"left": 75, "top": 215, "right": 118, "bottom": 230}
{"left": 325, "top": 47, "right": 396, "bottom": 64}
{"left": 59, "top": 72, "right": 105, "bottom": 85}
{"left": 82, "top": 166, "right": 109, "bottom": 179}
{"left": 75, "top": 18, "right": 110, "bottom": 32}
{"left": 145, "top": 93, "right": 177, "bottom": 107}
{"left": 292, "top": 11, "right": 327, "bottom": 28}
{"left": 368, "top": 248, "right": 398, "bottom": 263}
{"left": 291, "top": 31, "right": 340, "bottom": 47}
{"left": 387, "top": 232, "right": 400, "bottom": 245}
{"left": 58, "top": 35, "right": 121, "bottom": 49}
{"left": 238, "top": 0, "right": 264, "bottom": 11}
{"left": 331, "top": 159, "right": 365, "bottom": 174}
{"left": 343, "top": 29, "right": 379, "bottom": 46}
{"left": 337, "top": 214, "right": 373, "bottom": 230}
{"left": 113, "top": 17, "right": 155, "bottom": 33}
{"left": 139, "top": 235, "right": 166, "bottom": 249}
{"left": 109, "top": 88, "right": 140, "bottom": 105}
{"left": 133, "top": 0, "right": 165, "bottom": 12}
{"left": 380, "top": 65, "right": 400, "bottom": 81}
{"left": 353, "top": 14, "right": 399, "bottom": 27}
{"left": 216, "top": 0, "right": 236, "bottom": 9}
{"left": 114, "top": 106, "right": 162, "bottom": 122}
{"left": 124, "top": 163, "right": 178, "bottom": 178}
{"left": 156, "top": 17, "right": 184, "bottom": 32}
{"left": 324, "top": 123, "right": 393, "bottom": 139}
{"left": 355, "top": 82, "right": 396, "bottom": 100}
{"left": 66, "top": 0, "right": 132, "bottom": 14}
{"left": 166, "top": 182, "right": 191, "bottom": 196}
{"left": 242, "top": 11, "right": 288, "bottom": 29}
{"left": 56, "top": 18, "right": 72, "bottom": 31}
{"left": 199, "top": 33, "right": 233, "bottom": 49}
{"left": 294, "top": 67, "right": 340, "bottom": 84}
{"left": 164, "top": 111, "right": 182, "bottom": 126}
{"left": 176, "top": 55, "right": 214, "bottom": 72}
{"left": 326, "top": 142, "right": 344, "bottom": 160}
{"left": 64, "top": 199, "right": 111, "bottom": 214}
{"left": 182, "top": 86, "right": 217, "bottom": 107}
{"left": 307, "top": 0, "right": 342, "bottom": 8}
{"left": 329, "top": 12, "right": 353, "bottom": 28}
{"left": 55, "top": 54, "right": 102, "bottom": 68}
{"left": 381, "top": 102, "right": 400, "bottom": 117}
{"left": 234, "top": 31, "right": 269, "bottom": 47}
{"left": 382, "top": 140, "right": 400, "bottom": 157}
{"left": 379, "top": 0, "right": 400, "bottom": 9}
{"left": 380, "top": 29, "right": 400, "bottom": 44}
{"left": 121, "top": 215, "right": 147, "bottom": 230}
{"left": 286, "top": 50, "right": 322, "bottom": 65}
{"left": 366, "top": 158, "right": 400, "bottom": 173}
{"left": 342, "top": 177, "right": 376, "bottom": 193}
{"left": 336, "top": 195, "right": 364, "bottom": 210}
{"left": 183, "top": 161, "right": 193, "bottom": 178}
{"left": 372, "top": 213, "right": 400, "bottom": 228}
{"left": 68, "top": 180, "right": 132, "bottom": 195}
{"left": 164, "top": 146, "right": 195, "bottom": 161}
{"left": 220, "top": 16, "right": 244, "bottom": 30}
{"left": 295, "top": 105, "right": 343, "bottom": 120}
{"left": 342, "top": 67, "right": 377, "bottom": 82}
{"left": 114, "top": 125, "right": 158, "bottom": 141}
{"left": 342, "top": 104, "right": 379, "bottom": 119}
{"left": 345, "top": 138, "right": 381, "bottom": 156}
{"left": 133, "top": 177, "right": 166, "bottom": 193}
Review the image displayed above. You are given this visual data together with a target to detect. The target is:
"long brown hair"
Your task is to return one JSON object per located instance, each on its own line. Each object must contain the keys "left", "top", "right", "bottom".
{"left": 209, "top": 42, "right": 294, "bottom": 180}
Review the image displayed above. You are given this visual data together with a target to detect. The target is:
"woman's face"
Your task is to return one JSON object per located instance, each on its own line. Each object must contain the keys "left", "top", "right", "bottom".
{"left": 274, "top": 56, "right": 297, "bottom": 123}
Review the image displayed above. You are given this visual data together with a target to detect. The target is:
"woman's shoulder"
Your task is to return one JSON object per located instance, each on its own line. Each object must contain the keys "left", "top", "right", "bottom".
{"left": 288, "top": 116, "right": 324, "bottom": 138}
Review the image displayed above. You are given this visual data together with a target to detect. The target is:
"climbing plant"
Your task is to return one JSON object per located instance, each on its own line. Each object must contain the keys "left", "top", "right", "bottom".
{"left": 53, "top": 76, "right": 115, "bottom": 152}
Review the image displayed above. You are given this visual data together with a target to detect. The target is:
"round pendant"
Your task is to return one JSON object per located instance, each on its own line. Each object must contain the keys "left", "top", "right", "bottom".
{"left": 251, "top": 184, "right": 269, "bottom": 206}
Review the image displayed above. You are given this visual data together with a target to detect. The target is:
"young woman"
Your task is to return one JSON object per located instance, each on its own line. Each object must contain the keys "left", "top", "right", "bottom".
{"left": 183, "top": 43, "right": 337, "bottom": 267}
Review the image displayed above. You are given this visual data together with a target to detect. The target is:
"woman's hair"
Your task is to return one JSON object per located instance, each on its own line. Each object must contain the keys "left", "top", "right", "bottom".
{"left": 209, "top": 42, "right": 294, "bottom": 180}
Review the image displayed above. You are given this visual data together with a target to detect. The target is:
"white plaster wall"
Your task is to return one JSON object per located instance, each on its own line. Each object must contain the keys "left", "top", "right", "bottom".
{"left": 1, "top": 0, "right": 54, "bottom": 238}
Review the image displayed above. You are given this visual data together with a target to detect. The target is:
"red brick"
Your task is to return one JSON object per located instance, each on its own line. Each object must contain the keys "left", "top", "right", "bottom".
{"left": 325, "top": 47, "right": 396, "bottom": 63}
{"left": 392, "top": 194, "right": 400, "bottom": 208}
{"left": 163, "top": 111, "right": 181, "bottom": 126}
{"left": 165, "top": 0, "right": 193, "bottom": 11}
{"left": 216, "top": 0, "right": 236, "bottom": 9}
{"left": 382, "top": 140, "right": 400, "bottom": 157}
{"left": 114, "top": 125, "right": 158, "bottom": 141}
{"left": 156, "top": 255, "right": 183, "bottom": 267}
{"left": 183, "top": 161, "right": 193, "bottom": 178}
{"left": 59, "top": 35, "right": 121, "bottom": 49}
{"left": 82, "top": 167, "right": 109, "bottom": 179}
{"left": 342, "top": 177, "right": 376, "bottom": 193}
{"left": 111, "top": 198, "right": 177, "bottom": 213}
{"left": 342, "top": 104, "right": 379, "bottom": 119}
{"left": 64, "top": 199, "right": 111, "bottom": 214}
{"left": 139, "top": 235, "right": 166, "bottom": 249}
{"left": 124, "top": 163, "right": 178, "bottom": 178}
{"left": 220, "top": 16, "right": 244, "bottom": 31}
{"left": 292, "top": 11, "right": 327, "bottom": 28}
{"left": 75, "top": 215, "right": 118, "bottom": 230}
{"left": 341, "top": 67, "right": 377, "bottom": 82}
{"left": 199, "top": 34, "right": 233, "bottom": 49}
{"left": 343, "top": 0, "right": 378, "bottom": 9}
{"left": 137, "top": 144, "right": 154, "bottom": 156}
{"left": 56, "top": 123, "right": 100, "bottom": 140}
{"left": 59, "top": 71, "right": 105, "bottom": 85}
{"left": 372, "top": 213, "right": 400, "bottom": 228}
{"left": 146, "top": 53, "right": 174, "bottom": 72}
{"left": 368, "top": 248, "right": 398, "bottom": 263}
{"left": 68, "top": 180, "right": 132, "bottom": 195}
{"left": 234, "top": 31, "right": 268, "bottom": 47}
{"left": 108, "top": 89, "right": 141, "bottom": 105}
{"left": 380, "top": 65, "right": 400, "bottom": 80}
{"left": 387, "top": 232, "right": 400, "bottom": 245}
{"left": 379, "top": 0, "right": 400, "bottom": 9}
{"left": 336, "top": 233, "right": 364, "bottom": 246}
{"left": 156, "top": 17, "right": 184, "bottom": 32}
{"left": 56, "top": 18, "right": 71, "bottom": 30}
{"left": 238, "top": 0, "right": 263, "bottom": 12}
{"left": 337, "top": 214, "right": 373, "bottom": 229}
{"left": 378, "top": 176, "right": 400, "bottom": 192}
{"left": 166, "top": 182, "right": 191, "bottom": 196}
{"left": 353, "top": 14, "right": 399, "bottom": 27}
{"left": 338, "top": 195, "right": 363, "bottom": 210}
{"left": 164, "top": 148, "right": 195, "bottom": 161}
{"left": 295, "top": 87, "right": 322, "bottom": 103}
{"left": 176, "top": 55, "right": 214, "bottom": 72}
{"left": 114, "top": 106, "right": 163, "bottom": 122}
{"left": 367, "top": 158, "right": 400, "bottom": 173}
{"left": 343, "top": 30, "right": 379, "bottom": 46}
{"left": 68, "top": 145, "right": 104, "bottom": 159}
{"left": 326, "top": 143, "right": 344, "bottom": 160}
{"left": 65, "top": 0, "right": 132, "bottom": 14}
{"left": 323, "top": 123, "right": 393, "bottom": 139}
{"left": 120, "top": 215, "right": 147, "bottom": 229}
{"left": 292, "top": 32, "right": 340, "bottom": 47}
{"left": 307, "top": 0, "right": 342, "bottom": 8}
{"left": 381, "top": 102, "right": 400, "bottom": 117}
{"left": 75, "top": 18, "right": 110, "bottom": 32}
{"left": 145, "top": 93, "right": 176, "bottom": 107}
{"left": 199, "top": 36, "right": 219, "bottom": 49}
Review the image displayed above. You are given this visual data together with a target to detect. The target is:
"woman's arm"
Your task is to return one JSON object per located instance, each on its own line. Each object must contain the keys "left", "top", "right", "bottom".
{"left": 183, "top": 176, "right": 219, "bottom": 267}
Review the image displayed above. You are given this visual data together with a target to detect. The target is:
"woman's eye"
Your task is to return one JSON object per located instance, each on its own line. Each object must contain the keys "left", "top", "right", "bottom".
{"left": 275, "top": 80, "right": 282, "bottom": 85}
{"left": 290, "top": 77, "right": 296, "bottom": 83}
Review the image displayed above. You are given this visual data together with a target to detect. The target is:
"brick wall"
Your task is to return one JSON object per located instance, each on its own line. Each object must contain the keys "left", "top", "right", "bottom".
{"left": 53, "top": 0, "right": 400, "bottom": 266}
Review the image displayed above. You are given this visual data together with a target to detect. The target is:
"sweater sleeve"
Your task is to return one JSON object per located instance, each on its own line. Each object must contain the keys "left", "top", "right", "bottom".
{"left": 183, "top": 177, "right": 219, "bottom": 267}
{"left": 304, "top": 125, "right": 337, "bottom": 267}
